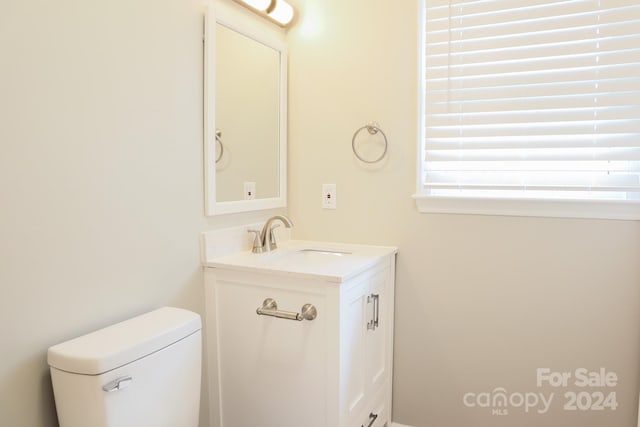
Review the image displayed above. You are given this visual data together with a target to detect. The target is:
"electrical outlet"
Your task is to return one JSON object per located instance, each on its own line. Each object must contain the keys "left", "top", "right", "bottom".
{"left": 244, "top": 182, "right": 256, "bottom": 200}
{"left": 322, "top": 184, "right": 337, "bottom": 209}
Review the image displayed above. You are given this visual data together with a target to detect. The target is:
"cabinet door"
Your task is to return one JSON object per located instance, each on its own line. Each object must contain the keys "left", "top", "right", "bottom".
{"left": 215, "top": 280, "right": 327, "bottom": 427}
{"left": 365, "top": 269, "right": 389, "bottom": 392}
{"left": 341, "top": 267, "right": 390, "bottom": 426}
{"left": 341, "top": 283, "right": 368, "bottom": 423}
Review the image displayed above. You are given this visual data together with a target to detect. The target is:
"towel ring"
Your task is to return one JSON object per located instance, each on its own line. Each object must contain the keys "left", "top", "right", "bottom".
{"left": 352, "top": 121, "right": 387, "bottom": 164}
{"left": 215, "top": 129, "right": 224, "bottom": 164}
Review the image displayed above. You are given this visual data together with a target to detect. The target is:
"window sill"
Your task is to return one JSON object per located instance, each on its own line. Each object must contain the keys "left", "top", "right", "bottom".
{"left": 413, "top": 194, "right": 640, "bottom": 221}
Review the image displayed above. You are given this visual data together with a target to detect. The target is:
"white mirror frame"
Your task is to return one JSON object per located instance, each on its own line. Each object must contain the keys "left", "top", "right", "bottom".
{"left": 204, "top": 2, "right": 287, "bottom": 215}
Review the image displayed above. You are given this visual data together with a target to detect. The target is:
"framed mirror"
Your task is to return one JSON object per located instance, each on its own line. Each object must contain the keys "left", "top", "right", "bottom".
{"left": 204, "top": 2, "right": 287, "bottom": 215}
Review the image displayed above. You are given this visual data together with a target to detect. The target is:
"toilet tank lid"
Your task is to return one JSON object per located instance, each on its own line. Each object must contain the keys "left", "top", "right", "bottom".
{"left": 47, "top": 307, "right": 201, "bottom": 375}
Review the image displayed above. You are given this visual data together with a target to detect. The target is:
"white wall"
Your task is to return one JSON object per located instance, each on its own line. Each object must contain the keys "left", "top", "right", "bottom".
{"left": 0, "top": 0, "right": 286, "bottom": 426}
{"left": 286, "top": 1, "right": 640, "bottom": 426}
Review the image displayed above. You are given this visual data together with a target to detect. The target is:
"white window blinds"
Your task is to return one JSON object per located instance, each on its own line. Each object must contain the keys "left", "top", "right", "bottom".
{"left": 421, "top": 0, "right": 640, "bottom": 210}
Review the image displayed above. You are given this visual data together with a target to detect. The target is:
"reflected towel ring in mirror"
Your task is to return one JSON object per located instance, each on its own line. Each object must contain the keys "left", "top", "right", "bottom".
{"left": 215, "top": 129, "right": 224, "bottom": 163}
{"left": 352, "top": 121, "right": 388, "bottom": 164}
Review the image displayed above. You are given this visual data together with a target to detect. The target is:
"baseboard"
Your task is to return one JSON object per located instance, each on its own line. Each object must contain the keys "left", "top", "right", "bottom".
{"left": 391, "top": 423, "right": 415, "bottom": 427}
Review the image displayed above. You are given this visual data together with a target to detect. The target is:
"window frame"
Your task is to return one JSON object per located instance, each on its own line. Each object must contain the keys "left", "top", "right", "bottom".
{"left": 414, "top": 0, "right": 640, "bottom": 220}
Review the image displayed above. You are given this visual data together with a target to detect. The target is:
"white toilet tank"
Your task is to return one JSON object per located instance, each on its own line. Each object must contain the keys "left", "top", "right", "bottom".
{"left": 47, "top": 307, "right": 201, "bottom": 427}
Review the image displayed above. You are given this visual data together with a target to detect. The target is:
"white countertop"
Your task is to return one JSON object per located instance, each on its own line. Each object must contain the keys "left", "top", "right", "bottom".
{"left": 204, "top": 240, "right": 397, "bottom": 283}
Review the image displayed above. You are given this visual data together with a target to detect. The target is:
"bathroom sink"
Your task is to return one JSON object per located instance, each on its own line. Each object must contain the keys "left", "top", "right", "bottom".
{"left": 298, "top": 248, "right": 352, "bottom": 256}
{"left": 276, "top": 247, "right": 352, "bottom": 263}
{"left": 205, "top": 240, "right": 396, "bottom": 282}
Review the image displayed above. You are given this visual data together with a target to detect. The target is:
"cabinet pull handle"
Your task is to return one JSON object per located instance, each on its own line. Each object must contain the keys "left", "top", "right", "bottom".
{"left": 362, "top": 412, "right": 378, "bottom": 427}
{"left": 256, "top": 298, "right": 317, "bottom": 321}
{"left": 367, "top": 294, "right": 379, "bottom": 330}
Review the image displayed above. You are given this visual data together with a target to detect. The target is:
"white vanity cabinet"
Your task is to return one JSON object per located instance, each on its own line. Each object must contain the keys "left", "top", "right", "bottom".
{"left": 203, "top": 241, "right": 396, "bottom": 427}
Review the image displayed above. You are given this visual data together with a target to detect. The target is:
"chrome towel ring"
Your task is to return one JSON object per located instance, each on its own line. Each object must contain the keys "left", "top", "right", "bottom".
{"left": 352, "top": 121, "right": 387, "bottom": 164}
{"left": 215, "top": 129, "right": 224, "bottom": 163}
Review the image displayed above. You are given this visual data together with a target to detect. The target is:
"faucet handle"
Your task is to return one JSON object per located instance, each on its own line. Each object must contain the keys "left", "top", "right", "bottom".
{"left": 268, "top": 224, "right": 281, "bottom": 249}
{"left": 247, "top": 229, "right": 264, "bottom": 253}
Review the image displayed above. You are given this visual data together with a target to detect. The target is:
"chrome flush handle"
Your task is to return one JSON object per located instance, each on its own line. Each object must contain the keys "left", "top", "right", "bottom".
{"left": 102, "top": 376, "right": 133, "bottom": 393}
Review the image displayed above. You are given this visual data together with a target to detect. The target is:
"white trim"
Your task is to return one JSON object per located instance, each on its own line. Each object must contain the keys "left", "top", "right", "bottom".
{"left": 391, "top": 423, "right": 415, "bottom": 427}
{"left": 413, "top": 194, "right": 640, "bottom": 221}
{"left": 203, "top": 2, "right": 216, "bottom": 215}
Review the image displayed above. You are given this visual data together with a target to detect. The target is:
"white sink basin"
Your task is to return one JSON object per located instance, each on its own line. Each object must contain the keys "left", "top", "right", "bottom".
{"left": 274, "top": 247, "right": 351, "bottom": 264}
{"left": 205, "top": 240, "right": 396, "bottom": 282}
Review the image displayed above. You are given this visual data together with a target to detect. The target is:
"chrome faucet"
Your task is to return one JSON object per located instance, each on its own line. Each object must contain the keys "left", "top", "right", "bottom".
{"left": 248, "top": 215, "right": 294, "bottom": 253}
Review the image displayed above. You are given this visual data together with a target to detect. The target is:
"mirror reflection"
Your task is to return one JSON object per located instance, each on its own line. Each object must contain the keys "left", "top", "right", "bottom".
{"left": 215, "top": 23, "right": 280, "bottom": 203}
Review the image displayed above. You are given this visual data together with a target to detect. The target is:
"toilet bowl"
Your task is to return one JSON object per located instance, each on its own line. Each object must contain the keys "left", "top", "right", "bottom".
{"left": 47, "top": 307, "right": 201, "bottom": 427}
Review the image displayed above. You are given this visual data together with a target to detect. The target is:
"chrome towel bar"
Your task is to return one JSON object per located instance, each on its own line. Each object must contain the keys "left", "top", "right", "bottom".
{"left": 256, "top": 298, "right": 317, "bottom": 321}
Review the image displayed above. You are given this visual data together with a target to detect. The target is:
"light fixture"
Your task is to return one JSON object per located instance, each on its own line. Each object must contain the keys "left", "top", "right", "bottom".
{"left": 266, "top": 0, "right": 294, "bottom": 26}
{"left": 240, "top": 0, "right": 271, "bottom": 11}
{"left": 233, "top": 0, "right": 296, "bottom": 27}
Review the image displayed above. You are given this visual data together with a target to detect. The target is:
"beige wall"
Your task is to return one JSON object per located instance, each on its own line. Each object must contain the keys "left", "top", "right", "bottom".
{"left": 0, "top": 0, "right": 285, "bottom": 426}
{"left": 286, "top": 1, "right": 640, "bottom": 426}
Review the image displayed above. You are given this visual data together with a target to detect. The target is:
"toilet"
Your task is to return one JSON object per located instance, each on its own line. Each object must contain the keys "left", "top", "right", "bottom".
{"left": 47, "top": 307, "right": 201, "bottom": 427}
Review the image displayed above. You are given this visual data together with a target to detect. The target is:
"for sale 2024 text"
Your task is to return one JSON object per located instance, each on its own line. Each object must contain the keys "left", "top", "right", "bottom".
{"left": 537, "top": 368, "right": 618, "bottom": 412}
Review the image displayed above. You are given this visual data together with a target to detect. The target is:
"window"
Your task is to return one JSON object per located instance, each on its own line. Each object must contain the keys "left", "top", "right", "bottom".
{"left": 416, "top": 0, "right": 640, "bottom": 219}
